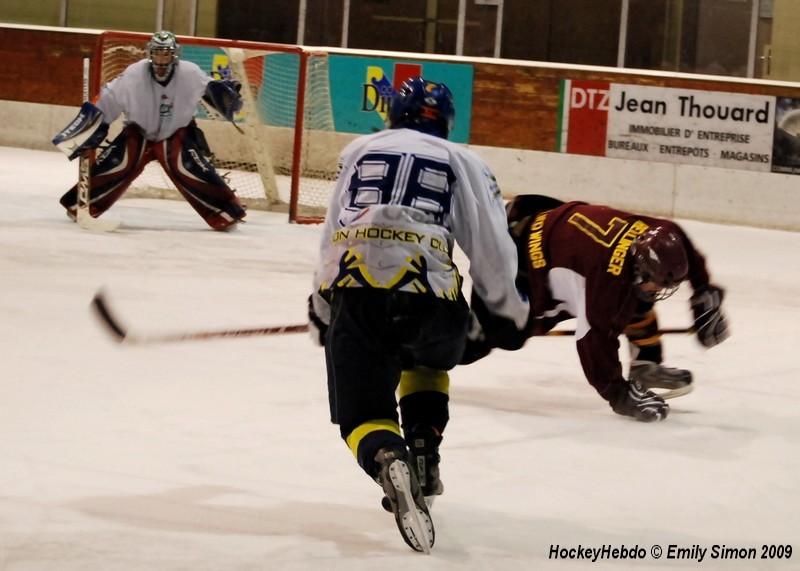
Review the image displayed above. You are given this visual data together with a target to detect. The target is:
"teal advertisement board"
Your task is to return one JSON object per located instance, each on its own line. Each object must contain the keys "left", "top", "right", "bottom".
{"left": 328, "top": 56, "right": 474, "bottom": 143}
{"left": 177, "top": 47, "right": 474, "bottom": 142}
{"left": 181, "top": 45, "right": 303, "bottom": 126}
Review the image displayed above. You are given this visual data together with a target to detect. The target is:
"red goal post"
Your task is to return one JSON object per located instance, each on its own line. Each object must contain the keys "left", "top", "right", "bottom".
{"left": 93, "top": 31, "right": 337, "bottom": 223}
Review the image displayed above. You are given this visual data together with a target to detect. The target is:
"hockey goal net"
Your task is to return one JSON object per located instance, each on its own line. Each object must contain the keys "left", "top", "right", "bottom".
{"left": 93, "top": 31, "right": 339, "bottom": 223}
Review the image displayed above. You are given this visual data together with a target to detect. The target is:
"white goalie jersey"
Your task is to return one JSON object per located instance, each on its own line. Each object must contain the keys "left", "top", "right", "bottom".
{"left": 95, "top": 59, "right": 210, "bottom": 142}
{"left": 313, "top": 127, "right": 529, "bottom": 328}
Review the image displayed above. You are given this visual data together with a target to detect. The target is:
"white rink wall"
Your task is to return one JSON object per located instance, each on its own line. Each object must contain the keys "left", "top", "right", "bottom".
{"left": 474, "top": 145, "right": 800, "bottom": 231}
{"left": 3, "top": 99, "right": 798, "bottom": 231}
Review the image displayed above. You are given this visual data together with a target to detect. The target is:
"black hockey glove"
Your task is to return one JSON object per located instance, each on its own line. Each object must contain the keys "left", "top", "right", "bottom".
{"left": 612, "top": 380, "right": 669, "bottom": 422}
{"left": 307, "top": 294, "right": 329, "bottom": 347}
{"left": 690, "top": 284, "right": 729, "bottom": 348}
{"left": 469, "top": 290, "right": 528, "bottom": 351}
{"left": 459, "top": 311, "right": 493, "bottom": 365}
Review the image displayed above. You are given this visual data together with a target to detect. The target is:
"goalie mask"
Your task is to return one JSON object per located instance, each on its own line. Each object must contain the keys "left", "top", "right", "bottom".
{"left": 387, "top": 76, "right": 455, "bottom": 139}
{"left": 148, "top": 31, "right": 180, "bottom": 83}
{"left": 630, "top": 227, "right": 689, "bottom": 302}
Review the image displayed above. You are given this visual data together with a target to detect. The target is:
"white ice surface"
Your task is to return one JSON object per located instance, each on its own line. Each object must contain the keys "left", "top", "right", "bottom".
{"left": 1, "top": 146, "right": 799, "bottom": 570}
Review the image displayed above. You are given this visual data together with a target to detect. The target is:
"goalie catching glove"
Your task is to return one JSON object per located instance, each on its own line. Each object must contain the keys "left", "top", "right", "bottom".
{"left": 202, "top": 79, "right": 243, "bottom": 122}
{"left": 612, "top": 379, "right": 669, "bottom": 422}
{"left": 690, "top": 284, "right": 729, "bottom": 348}
{"left": 52, "top": 102, "right": 109, "bottom": 161}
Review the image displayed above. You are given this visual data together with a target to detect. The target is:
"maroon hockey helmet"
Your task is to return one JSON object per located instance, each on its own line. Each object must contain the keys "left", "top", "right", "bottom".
{"left": 630, "top": 227, "right": 689, "bottom": 301}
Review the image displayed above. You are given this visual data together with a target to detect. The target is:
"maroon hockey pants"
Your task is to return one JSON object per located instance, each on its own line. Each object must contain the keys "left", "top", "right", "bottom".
{"left": 59, "top": 123, "right": 245, "bottom": 230}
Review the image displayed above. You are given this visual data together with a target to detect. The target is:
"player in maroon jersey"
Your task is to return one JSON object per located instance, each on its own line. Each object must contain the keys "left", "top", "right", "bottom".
{"left": 463, "top": 195, "right": 730, "bottom": 422}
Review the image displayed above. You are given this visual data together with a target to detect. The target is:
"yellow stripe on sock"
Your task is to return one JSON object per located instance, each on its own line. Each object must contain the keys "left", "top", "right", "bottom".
{"left": 398, "top": 367, "right": 449, "bottom": 399}
{"left": 345, "top": 419, "right": 401, "bottom": 457}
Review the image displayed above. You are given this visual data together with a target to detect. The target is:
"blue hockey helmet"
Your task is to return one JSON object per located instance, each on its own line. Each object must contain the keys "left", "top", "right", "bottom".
{"left": 147, "top": 31, "right": 180, "bottom": 82}
{"left": 387, "top": 76, "right": 455, "bottom": 139}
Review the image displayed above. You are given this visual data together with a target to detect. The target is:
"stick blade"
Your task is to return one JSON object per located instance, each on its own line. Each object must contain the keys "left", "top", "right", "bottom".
{"left": 91, "top": 291, "right": 128, "bottom": 342}
{"left": 77, "top": 208, "right": 121, "bottom": 232}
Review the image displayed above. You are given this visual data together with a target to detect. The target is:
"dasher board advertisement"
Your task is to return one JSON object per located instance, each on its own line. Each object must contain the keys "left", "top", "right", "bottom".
{"left": 558, "top": 80, "right": 776, "bottom": 173}
{"left": 327, "top": 56, "right": 474, "bottom": 143}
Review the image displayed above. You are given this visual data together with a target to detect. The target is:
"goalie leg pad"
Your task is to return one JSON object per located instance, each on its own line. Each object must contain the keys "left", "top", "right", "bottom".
{"left": 154, "top": 126, "right": 246, "bottom": 230}
{"left": 59, "top": 124, "right": 152, "bottom": 217}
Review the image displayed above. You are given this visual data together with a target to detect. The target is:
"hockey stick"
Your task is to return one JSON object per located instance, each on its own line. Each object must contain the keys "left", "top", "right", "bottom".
{"left": 198, "top": 96, "right": 244, "bottom": 134}
{"left": 76, "top": 58, "right": 120, "bottom": 232}
{"left": 91, "top": 290, "right": 308, "bottom": 345}
{"left": 91, "top": 289, "right": 693, "bottom": 346}
{"left": 542, "top": 326, "right": 693, "bottom": 337}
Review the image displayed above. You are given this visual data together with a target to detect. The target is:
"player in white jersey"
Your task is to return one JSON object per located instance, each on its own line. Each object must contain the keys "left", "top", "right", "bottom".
{"left": 53, "top": 31, "right": 246, "bottom": 230}
{"left": 307, "top": 76, "right": 529, "bottom": 552}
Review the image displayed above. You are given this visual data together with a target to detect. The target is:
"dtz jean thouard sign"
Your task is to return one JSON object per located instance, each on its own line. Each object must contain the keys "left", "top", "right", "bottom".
{"left": 557, "top": 79, "right": 797, "bottom": 174}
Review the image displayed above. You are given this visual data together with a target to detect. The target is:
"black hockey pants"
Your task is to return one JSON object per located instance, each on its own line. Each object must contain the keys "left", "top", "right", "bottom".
{"left": 325, "top": 287, "right": 469, "bottom": 477}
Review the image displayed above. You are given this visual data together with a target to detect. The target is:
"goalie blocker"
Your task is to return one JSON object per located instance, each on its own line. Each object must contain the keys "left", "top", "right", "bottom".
{"left": 52, "top": 102, "right": 109, "bottom": 161}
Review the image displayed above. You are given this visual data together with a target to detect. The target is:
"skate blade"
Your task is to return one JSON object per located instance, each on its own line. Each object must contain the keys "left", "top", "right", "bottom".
{"left": 388, "top": 460, "right": 434, "bottom": 554}
{"left": 76, "top": 207, "right": 120, "bottom": 232}
{"left": 382, "top": 494, "right": 436, "bottom": 512}
{"left": 655, "top": 383, "right": 694, "bottom": 400}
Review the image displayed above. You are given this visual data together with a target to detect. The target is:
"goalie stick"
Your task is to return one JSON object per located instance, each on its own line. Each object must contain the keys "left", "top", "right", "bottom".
{"left": 91, "top": 290, "right": 692, "bottom": 346}
{"left": 199, "top": 97, "right": 245, "bottom": 134}
{"left": 76, "top": 57, "right": 120, "bottom": 232}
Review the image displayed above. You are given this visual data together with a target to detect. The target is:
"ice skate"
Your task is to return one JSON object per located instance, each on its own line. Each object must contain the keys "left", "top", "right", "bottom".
{"left": 407, "top": 425, "right": 443, "bottom": 504}
{"left": 375, "top": 447, "right": 435, "bottom": 554}
{"left": 381, "top": 426, "right": 443, "bottom": 512}
{"left": 630, "top": 360, "right": 693, "bottom": 399}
